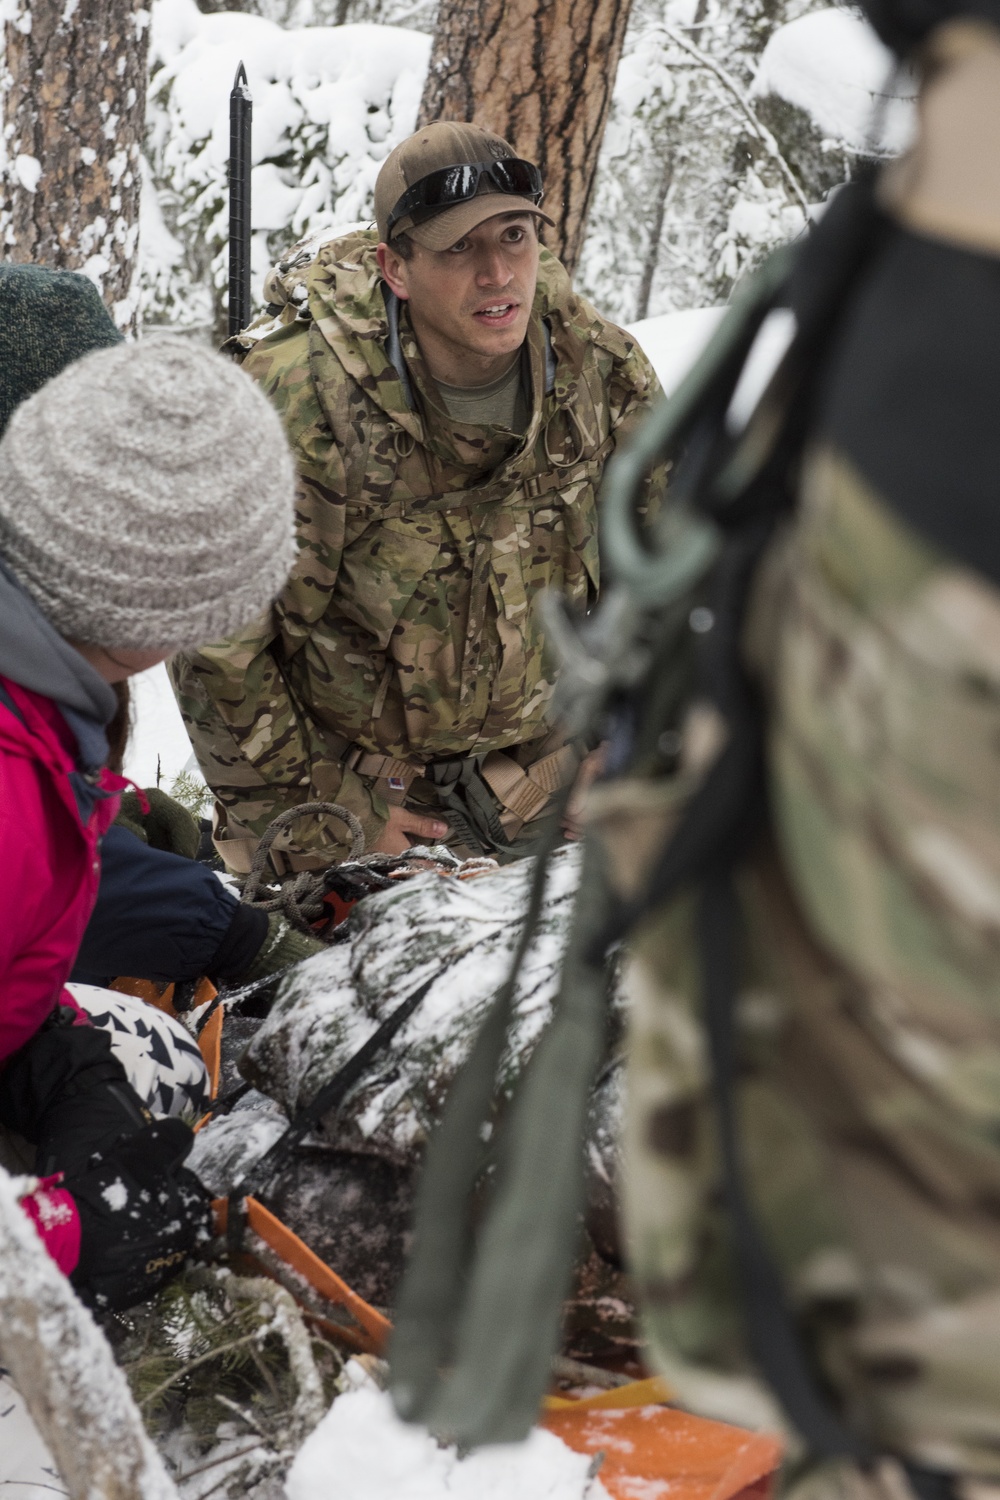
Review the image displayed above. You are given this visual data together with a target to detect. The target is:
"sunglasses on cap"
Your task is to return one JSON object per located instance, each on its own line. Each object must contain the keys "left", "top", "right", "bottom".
{"left": 387, "top": 158, "right": 544, "bottom": 239}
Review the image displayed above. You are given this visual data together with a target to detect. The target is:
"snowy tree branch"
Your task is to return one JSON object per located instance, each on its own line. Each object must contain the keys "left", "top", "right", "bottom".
{"left": 660, "top": 23, "right": 812, "bottom": 221}
{"left": 222, "top": 1273, "right": 327, "bottom": 1439}
{"left": 0, "top": 1168, "right": 178, "bottom": 1500}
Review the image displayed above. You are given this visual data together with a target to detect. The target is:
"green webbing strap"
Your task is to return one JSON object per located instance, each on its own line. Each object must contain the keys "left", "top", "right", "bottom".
{"left": 600, "top": 243, "right": 798, "bottom": 602}
{"left": 401, "top": 844, "right": 610, "bottom": 1445}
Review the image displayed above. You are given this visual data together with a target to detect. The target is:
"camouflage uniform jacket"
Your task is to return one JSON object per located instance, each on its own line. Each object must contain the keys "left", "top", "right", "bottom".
{"left": 172, "top": 230, "right": 662, "bottom": 869}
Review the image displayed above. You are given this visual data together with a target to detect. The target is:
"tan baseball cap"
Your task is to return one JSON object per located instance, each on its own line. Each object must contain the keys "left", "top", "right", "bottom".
{"left": 374, "top": 121, "right": 555, "bottom": 251}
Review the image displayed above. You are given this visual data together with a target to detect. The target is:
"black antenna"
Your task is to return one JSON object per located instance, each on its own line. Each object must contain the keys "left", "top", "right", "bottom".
{"left": 228, "top": 62, "right": 252, "bottom": 340}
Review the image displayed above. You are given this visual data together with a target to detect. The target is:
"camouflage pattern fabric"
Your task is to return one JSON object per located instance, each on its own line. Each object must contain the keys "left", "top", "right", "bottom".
{"left": 171, "top": 230, "right": 663, "bottom": 871}
{"left": 592, "top": 448, "right": 1000, "bottom": 1479}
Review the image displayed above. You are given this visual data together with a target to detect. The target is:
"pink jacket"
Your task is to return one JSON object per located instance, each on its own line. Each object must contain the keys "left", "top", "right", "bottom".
{"left": 0, "top": 675, "right": 123, "bottom": 1063}
{"left": 1, "top": 675, "right": 125, "bottom": 1275}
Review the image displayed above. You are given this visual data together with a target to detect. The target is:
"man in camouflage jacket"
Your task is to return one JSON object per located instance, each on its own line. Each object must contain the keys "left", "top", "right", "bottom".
{"left": 172, "top": 122, "right": 663, "bottom": 874}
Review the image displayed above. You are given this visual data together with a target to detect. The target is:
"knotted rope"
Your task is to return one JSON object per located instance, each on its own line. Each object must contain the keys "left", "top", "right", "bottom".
{"left": 241, "top": 802, "right": 366, "bottom": 932}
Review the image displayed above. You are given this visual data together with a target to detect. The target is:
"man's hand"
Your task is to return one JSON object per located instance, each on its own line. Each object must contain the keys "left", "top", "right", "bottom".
{"left": 370, "top": 805, "right": 450, "bottom": 855}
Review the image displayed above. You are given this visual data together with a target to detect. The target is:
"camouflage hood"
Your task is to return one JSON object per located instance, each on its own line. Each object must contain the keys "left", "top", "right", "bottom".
{"left": 257, "top": 228, "right": 604, "bottom": 466}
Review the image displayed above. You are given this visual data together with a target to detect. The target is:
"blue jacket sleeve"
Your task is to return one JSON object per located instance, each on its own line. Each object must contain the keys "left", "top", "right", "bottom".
{"left": 72, "top": 825, "right": 263, "bottom": 987}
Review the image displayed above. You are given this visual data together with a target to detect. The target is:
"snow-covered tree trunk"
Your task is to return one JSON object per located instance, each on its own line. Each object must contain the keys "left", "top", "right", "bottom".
{"left": 416, "top": 0, "right": 633, "bottom": 274}
{"left": 0, "top": 0, "right": 150, "bottom": 334}
{"left": 0, "top": 1169, "right": 178, "bottom": 1500}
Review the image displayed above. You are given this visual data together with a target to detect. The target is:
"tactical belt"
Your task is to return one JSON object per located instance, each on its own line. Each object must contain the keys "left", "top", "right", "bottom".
{"left": 347, "top": 741, "right": 578, "bottom": 837}
{"left": 214, "top": 737, "right": 580, "bottom": 875}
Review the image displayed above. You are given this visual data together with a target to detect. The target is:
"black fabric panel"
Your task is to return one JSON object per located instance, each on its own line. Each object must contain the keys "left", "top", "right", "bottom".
{"left": 0, "top": 1007, "right": 147, "bottom": 1175}
{"left": 205, "top": 901, "right": 269, "bottom": 985}
{"left": 73, "top": 824, "right": 241, "bottom": 986}
{"left": 862, "top": 0, "right": 1000, "bottom": 53}
{"left": 814, "top": 226, "right": 1000, "bottom": 587}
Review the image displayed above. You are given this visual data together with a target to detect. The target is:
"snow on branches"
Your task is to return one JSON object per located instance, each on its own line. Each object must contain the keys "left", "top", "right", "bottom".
{"left": 139, "top": 0, "right": 915, "bottom": 332}
{"left": 575, "top": 0, "right": 914, "bottom": 324}
{"left": 142, "top": 0, "right": 429, "bottom": 333}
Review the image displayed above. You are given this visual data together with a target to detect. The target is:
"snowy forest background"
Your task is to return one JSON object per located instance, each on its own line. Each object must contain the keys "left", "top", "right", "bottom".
{"left": 140, "top": 0, "right": 915, "bottom": 340}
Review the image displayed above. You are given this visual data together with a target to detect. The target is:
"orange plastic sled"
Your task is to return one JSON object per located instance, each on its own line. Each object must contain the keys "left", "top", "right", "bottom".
{"left": 112, "top": 976, "right": 389, "bottom": 1352}
{"left": 114, "top": 976, "right": 782, "bottom": 1500}
{"left": 542, "top": 1383, "right": 783, "bottom": 1500}
{"left": 212, "top": 1194, "right": 391, "bottom": 1354}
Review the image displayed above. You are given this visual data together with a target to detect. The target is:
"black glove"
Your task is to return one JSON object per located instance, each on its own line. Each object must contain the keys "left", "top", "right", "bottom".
{"left": 0, "top": 1007, "right": 151, "bottom": 1177}
{"left": 68, "top": 1117, "right": 212, "bottom": 1310}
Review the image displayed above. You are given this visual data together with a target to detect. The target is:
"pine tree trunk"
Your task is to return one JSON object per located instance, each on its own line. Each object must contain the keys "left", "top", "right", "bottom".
{"left": 0, "top": 0, "right": 150, "bottom": 334}
{"left": 416, "top": 0, "right": 633, "bottom": 275}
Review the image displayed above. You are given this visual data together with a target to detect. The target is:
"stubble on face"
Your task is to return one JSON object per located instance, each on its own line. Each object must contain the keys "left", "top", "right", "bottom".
{"left": 382, "top": 213, "right": 542, "bottom": 387}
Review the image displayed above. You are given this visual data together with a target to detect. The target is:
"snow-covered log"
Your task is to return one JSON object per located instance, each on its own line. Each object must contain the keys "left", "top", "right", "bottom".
{"left": 236, "top": 845, "right": 623, "bottom": 1165}
{"left": 0, "top": 1168, "right": 178, "bottom": 1500}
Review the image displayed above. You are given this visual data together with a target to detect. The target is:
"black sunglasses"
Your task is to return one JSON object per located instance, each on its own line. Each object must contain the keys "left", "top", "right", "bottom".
{"left": 387, "top": 158, "right": 544, "bottom": 238}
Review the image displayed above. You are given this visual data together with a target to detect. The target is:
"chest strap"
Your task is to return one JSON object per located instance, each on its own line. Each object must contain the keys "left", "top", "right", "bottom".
{"left": 345, "top": 748, "right": 424, "bottom": 805}
{"left": 479, "top": 745, "right": 579, "bottom": 837}
{"left": 347, "top": 741, "right": 580, "bottom": 833}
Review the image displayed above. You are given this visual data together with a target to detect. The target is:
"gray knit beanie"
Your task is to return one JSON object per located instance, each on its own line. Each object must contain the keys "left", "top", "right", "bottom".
{"left": 0, "top": 335, "right": 297, "bottom": 649}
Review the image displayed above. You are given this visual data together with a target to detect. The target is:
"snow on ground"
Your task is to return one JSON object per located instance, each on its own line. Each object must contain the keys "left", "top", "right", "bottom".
{"left": 286, "top": 1363, "right": 610, "bottom": 1500}
{"left": 123, "top": 663, "right": 201, "bottom": 791}
{"left": 751, "top": 8, "right": 917, "bottom": 154}
{"left": 627, "top": 306, "right": 724, "bottom": 397}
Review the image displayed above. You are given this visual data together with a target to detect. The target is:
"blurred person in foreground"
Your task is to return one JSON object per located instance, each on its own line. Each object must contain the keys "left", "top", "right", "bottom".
{"left": 0, "top": 336, "right": 296, "bottom": 1310}
{"left": 603, "top": 2, "right": 1000, "bottom": 1496}
{"left": 172, "top": 122, "right": 664, "bottom": 878}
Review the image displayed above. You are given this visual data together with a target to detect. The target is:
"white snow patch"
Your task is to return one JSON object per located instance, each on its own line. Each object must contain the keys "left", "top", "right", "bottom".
{"left": 286, "top": 1369, "right": 610, "bottom": 1500}
{"left": 752, "top": 9, "right": 917, "bottom": 154}
{"left": 123, "top": 661, "right": 202, "bottom": 793}
{"left": 629, "top": 303, "right": 802, "bottom": 421}
{"left": 188, "top": 1096, "right": 288, "bottom": 1196}
{"left": 101, "top": 1178, "right": 129, "bottom": 1212}
{"left": 727, "top": 307, "right": 797, "bottom": 432}
{"left": 13, "top": 154, "right": 41, "bottom": 193}
{"left": 627, "top": 306, "right": 725, "bottom": 397}
{"left": 0, "top": 1371, "right": 69, "bottom": 1497}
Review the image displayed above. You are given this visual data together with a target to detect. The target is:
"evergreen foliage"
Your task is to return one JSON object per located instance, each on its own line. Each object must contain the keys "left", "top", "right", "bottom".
{"left": 110, "top": 1266, "right": 342, "bottom": 1495}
